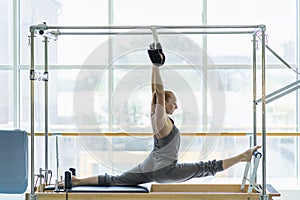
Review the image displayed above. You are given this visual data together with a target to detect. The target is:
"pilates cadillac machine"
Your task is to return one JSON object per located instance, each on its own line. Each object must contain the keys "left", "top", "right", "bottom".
{"left": 26, "top": 24, "right": 284, "bottom": 200}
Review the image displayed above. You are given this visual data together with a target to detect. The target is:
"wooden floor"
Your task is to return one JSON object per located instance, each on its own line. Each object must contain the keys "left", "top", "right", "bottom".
{"left": 26, "top": 184, "right": 281, "bottom": 200}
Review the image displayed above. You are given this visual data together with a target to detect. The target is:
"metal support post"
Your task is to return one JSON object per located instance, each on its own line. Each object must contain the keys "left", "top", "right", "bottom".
{"left": 44, "top": 36, "right": 49, "bottom": 185}
{"left": 55, "top": 136, "right": 59, "bottom": 191}
{"left": 261, "top": 25, "right": 268, "bottom": 200}
{"left": 29, "top": 27, "right": 37, "bottom": 200}
{"left": 260, "top": 195, "right": 269, "bottom": 200}
{"left": 253, "top": 33, "right": 257, "bottom": 147}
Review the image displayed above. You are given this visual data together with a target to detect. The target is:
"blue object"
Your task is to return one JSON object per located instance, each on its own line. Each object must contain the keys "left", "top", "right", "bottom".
{"left": 0, "top": 130, "right": 28, "bottom": 194}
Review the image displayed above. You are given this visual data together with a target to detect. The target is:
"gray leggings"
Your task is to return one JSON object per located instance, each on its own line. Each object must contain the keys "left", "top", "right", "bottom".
{"left": 97, "top": 160, "right": 223, "bottom": 186}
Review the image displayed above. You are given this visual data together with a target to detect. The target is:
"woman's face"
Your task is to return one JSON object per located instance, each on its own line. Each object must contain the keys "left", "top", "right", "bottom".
{"left": 165, "top": 94, "right": 178, "bottom": 115}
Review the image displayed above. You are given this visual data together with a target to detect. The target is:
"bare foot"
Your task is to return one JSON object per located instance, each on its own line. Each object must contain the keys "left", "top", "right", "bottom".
{"left": 71, "top": 176, "right": 80, "bottom": 186}
{"left": 241, "top": 145, "right": 262, "bottom": 162}
{"left": 57, "top": 175, "right": 79, "bottom": 187}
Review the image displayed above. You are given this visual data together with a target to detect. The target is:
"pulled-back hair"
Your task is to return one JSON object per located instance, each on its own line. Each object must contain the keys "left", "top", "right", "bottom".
{"left": 164, "top": 90, "right": 174, "bottom": 102}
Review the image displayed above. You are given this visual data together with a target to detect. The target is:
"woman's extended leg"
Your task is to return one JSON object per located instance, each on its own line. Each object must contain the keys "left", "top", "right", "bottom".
{"left": 69, "top": 165, "right": 153, "bottom": 186}
{"left": 70, "top": 172, "right": 149, "bottom": 186}
{"left": 70, "top": 175, "right": 98, "bottom": 186}
{"left": 222, "top": 145, "right": 261, "bottom": 170}
{"left": 66, "top": 145, "right": 262, "bottom": 186}
{"left": 153, "top": 145, "right": 262, "bottom": 183}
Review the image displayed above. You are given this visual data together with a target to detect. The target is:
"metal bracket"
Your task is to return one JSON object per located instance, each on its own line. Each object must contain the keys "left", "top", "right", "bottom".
{"left": 259, "top": 194, "right": 269, "bottom": 200}
{"left": 42, "top": 31, "right": 59, "bottom": 41}
{"left": 28, "top": 35, "right": 36, "bottom": 46}
{"left": 49, "top": 30, "right": 60, "bottom": 41}
{"left": 36, "top": 22, "right": 48, "bottom": 36}
{"left": 30, "top": 70, "right": 49, "bottom": 81}
{"left": 30, "top": 22, "right": 59, "bottom": 41}
{"left": 241, "top": 151, "right": 262, "bottom": 193}
{"left": 29, "top": 194, "right": 38, "bottom": 200}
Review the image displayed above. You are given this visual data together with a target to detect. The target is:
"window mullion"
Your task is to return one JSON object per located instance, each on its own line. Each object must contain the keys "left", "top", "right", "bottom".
{"left": 13, "top": 0, "right": 20, "bottom": 128}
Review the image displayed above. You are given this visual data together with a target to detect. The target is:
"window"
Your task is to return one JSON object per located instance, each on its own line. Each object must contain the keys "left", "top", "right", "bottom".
{"left": 0, "top": 0, "right": 13, "bottom": 128}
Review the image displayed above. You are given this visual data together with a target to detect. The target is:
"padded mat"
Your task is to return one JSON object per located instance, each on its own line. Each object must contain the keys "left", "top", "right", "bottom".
{"left": 68, "top": 185, "right": 149, "bottom": 193}
{"left": 0, "top": 129, "right": 28, "bottom": 194}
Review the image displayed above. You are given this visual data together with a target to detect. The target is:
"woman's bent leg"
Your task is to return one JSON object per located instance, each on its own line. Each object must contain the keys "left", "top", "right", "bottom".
{"left": 154, "top": 160, "right": 223, "bottom": 183}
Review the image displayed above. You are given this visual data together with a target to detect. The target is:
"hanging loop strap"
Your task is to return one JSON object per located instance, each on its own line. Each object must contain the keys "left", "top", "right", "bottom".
{"left": 148, "top": 27, "right": 165, "bottom": 66}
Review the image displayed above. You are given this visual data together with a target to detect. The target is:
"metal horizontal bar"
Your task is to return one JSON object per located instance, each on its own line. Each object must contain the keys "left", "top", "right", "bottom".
{"left": 38, "top": 24, "right": 265, "bottom": 30}
{"left": 266, "top": 45, "right": 298, "bottom": 73}
{"left": 17, "top": 64, "right": 291, "bottom": 70}
{"left": 53, "top": 31, "right": 254, "bottom": 36}
{"left": 265, "top": 85, "right": 300, "bottom": 104}
{"left": 255, "top": 80, "right": 300, "bottom": 104}
{"left": 27, "top": 132, "right": 300, "bottom": 137}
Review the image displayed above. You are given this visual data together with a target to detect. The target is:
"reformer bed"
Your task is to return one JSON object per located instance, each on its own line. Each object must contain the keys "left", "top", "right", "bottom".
{"left": 25, "top": 183, "right": 280, "bottom": 200}
{"left": 27, "top": 23, "right": 280, "bottom": 200}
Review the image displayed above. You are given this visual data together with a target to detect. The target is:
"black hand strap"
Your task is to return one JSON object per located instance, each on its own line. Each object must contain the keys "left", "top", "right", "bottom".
{"left": 148, "top": 42, "right": 165, "bottom": 66}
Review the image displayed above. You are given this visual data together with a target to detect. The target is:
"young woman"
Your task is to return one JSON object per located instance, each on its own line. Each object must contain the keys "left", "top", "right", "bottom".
{"left": 67, "top": 64, "right": 261, "bottom": 186}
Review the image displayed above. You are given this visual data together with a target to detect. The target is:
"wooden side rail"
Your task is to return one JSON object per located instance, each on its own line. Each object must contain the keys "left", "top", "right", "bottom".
{"left": 28, "top": 132, "right": 300, "bottom": 137}
{"left": 25, "top": 183, "right": 281, "bottom": 200}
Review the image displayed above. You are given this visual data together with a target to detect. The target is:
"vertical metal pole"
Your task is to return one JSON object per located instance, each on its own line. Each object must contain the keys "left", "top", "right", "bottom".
{"left": 252, "top": 33, "right": 258, "bottom": 186}
{"left": 253, "top": 33, "right": 257, "bottom": 146}
{"left": 261, "top": 26, "right": 268, "bottom": 200}
{"left": 29, "top": 28, "right": 36, "bottom": 200}
{"left": 44, "top": 36, "right": 49, "bottom": 185}
{"left": 56, "top": 136, "right": 59, "bottom": 181}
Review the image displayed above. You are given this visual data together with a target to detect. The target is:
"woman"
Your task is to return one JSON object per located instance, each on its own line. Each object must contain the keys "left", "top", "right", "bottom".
{"left": 68, "top": 64, "right": 261, "bottom": 186}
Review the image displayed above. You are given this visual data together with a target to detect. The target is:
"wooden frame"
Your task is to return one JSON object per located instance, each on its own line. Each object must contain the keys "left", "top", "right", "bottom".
{"left": 25, "top": 183, "right": 280, "bottom": 200}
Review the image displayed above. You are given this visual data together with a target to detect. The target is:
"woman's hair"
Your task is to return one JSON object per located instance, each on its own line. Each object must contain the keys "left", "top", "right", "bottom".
{"left": 152, "top": 90, "right": 174, "bottom": 104}
{"left": 164, "top": 90, "right": 174, "bottom": 102}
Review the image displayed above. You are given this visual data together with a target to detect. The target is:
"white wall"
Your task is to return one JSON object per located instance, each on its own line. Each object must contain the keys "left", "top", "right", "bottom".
{"left": 278, "top": 189, "right": 300, "bottom": 200}
{"left": 0, "top": 194, "right": 24, "bottom": 200}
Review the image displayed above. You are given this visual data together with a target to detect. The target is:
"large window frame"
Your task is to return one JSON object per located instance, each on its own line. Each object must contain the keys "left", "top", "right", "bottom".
{"left": 1, "top": 1, "right": 300, "bottom": 198}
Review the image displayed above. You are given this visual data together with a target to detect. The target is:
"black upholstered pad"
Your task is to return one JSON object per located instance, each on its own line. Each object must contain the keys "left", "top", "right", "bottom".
{"left": 68, "top": 185, "right": 149, "bottom": 193}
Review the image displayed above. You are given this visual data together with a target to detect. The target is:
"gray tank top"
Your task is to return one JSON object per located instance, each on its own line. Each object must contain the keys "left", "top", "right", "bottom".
{"left": 137, "top": 118, "right": 181, "bottom": 173}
